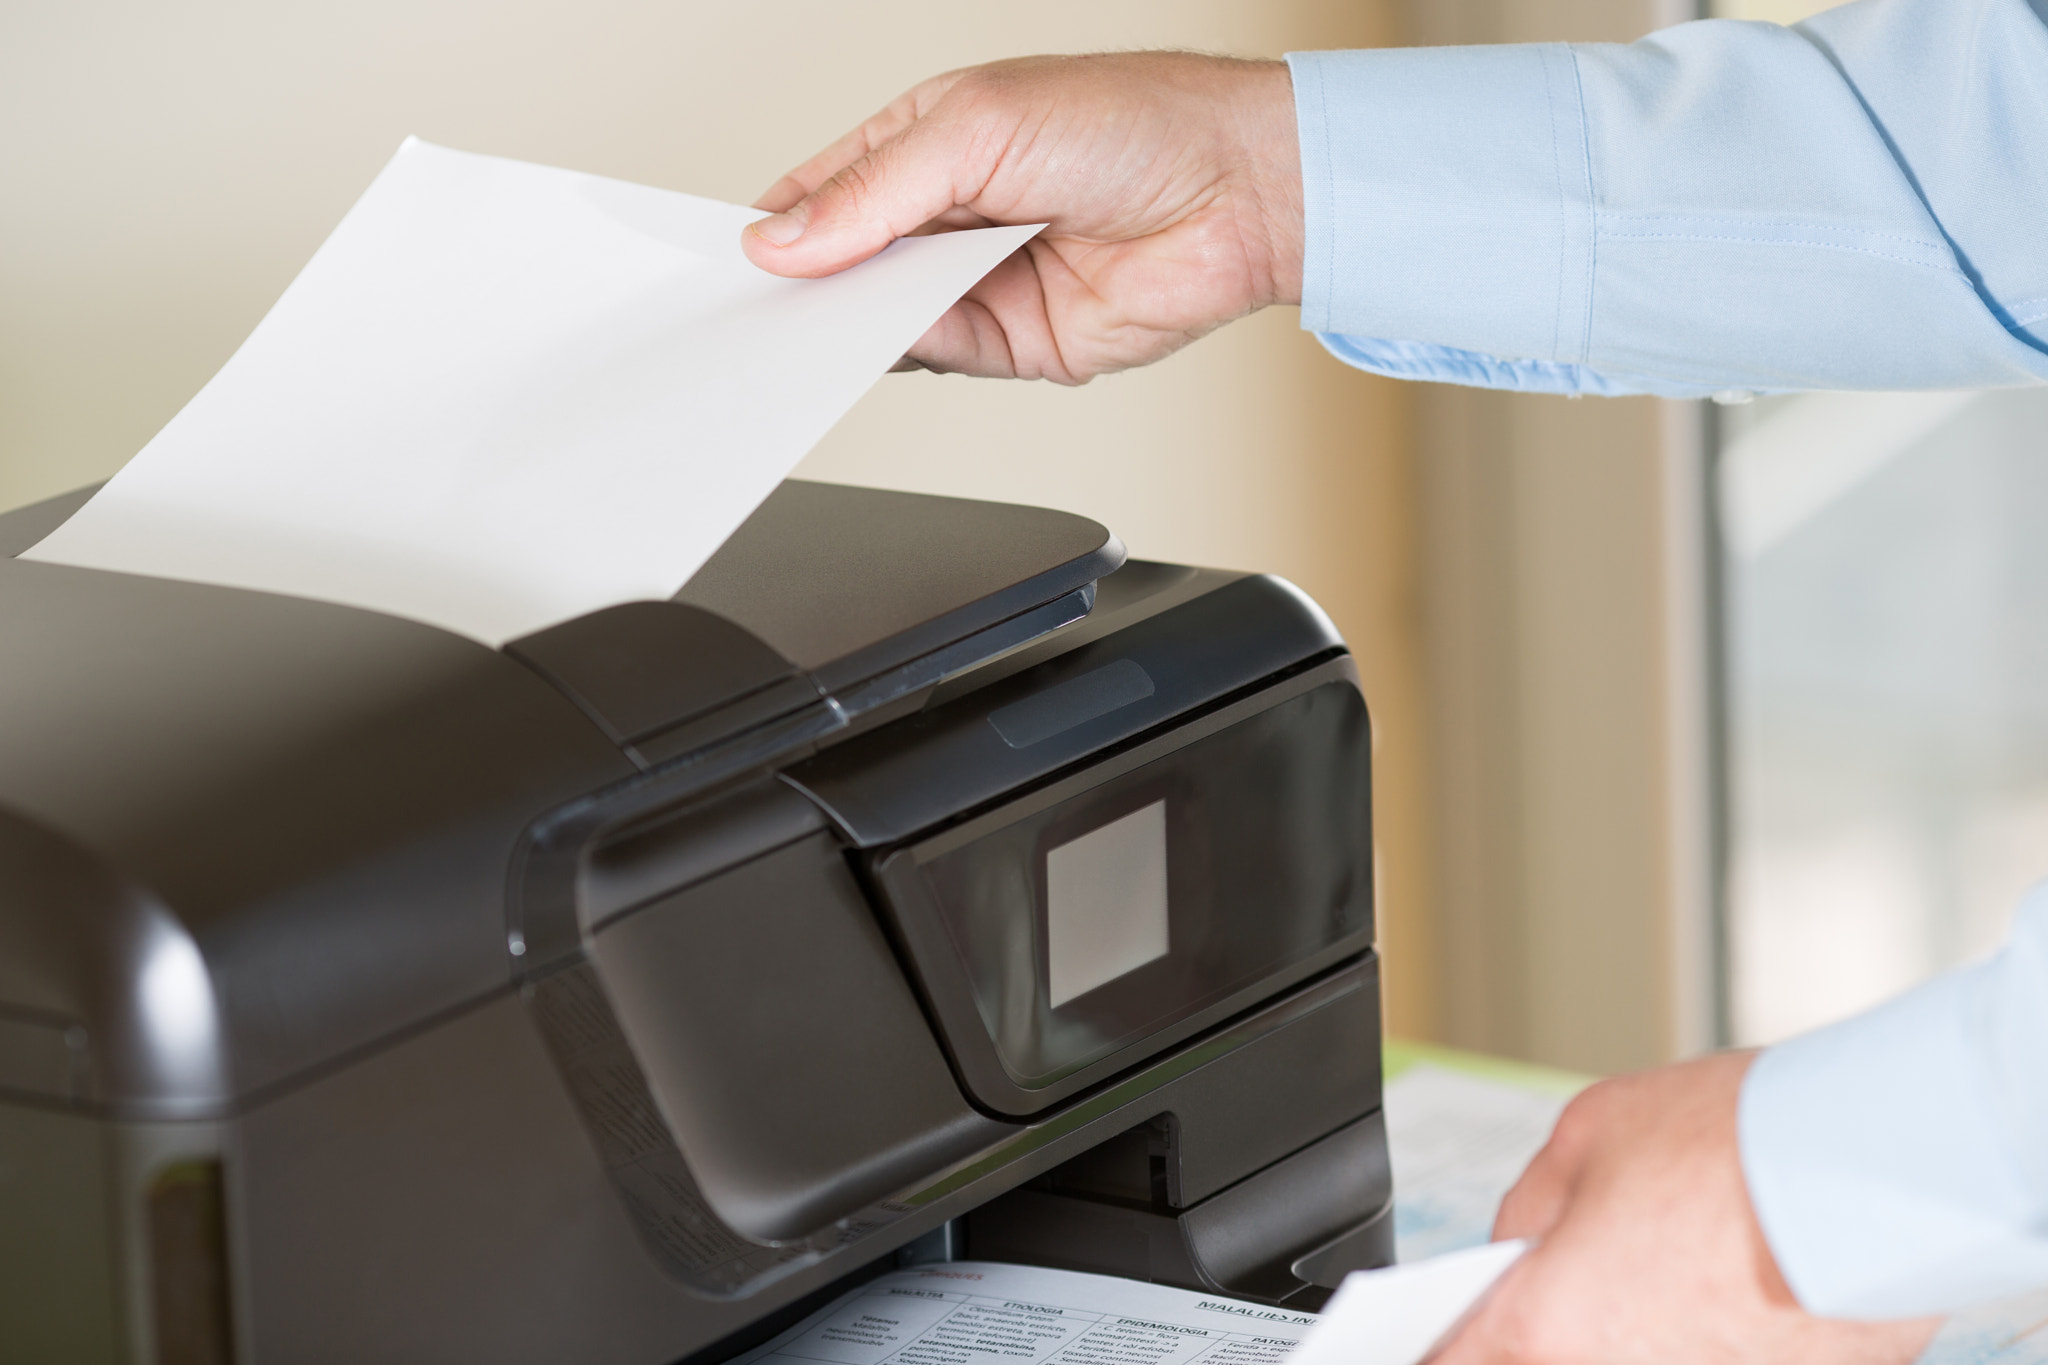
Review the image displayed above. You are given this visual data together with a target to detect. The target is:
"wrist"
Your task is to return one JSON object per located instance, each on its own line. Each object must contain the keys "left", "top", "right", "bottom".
{"left": 1232, "top": 60, "right": 1305, "bottom": 308}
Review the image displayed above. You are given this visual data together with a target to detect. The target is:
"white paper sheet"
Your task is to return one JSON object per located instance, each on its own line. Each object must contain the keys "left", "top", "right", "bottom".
{"left": 732, "top": 1261, "right": 1319, "bottom": 1365}
{"left": 1287, "top": 1242, "right": 1529, "bottom": 1365}
{"left": 22, "top": 139, "right": 1038, "bottom": 644}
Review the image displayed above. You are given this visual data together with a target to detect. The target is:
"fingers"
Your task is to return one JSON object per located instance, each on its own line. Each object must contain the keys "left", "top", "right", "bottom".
{"left": 1493, "top": 1084, "right": 1605, "bottom": 1241}
{"left": 1430, "top": 1054, "right": 1943, "bottom": 1365}
{"left": 752, "top": 175, "right": 813, "bottom": 216}
{"left": 751, "top": 101, "right": 915, "bottom": 214}
{"left": 745, "top": 122, "right": 988, "bottom": 277}
{"left": 887, "top": 236, "right": 1219, "bottom": 383}
{"left": 754, "top": 69, "right": 967, "bottom": 211}
{"left": 744, "top": 72, "right": 988, "bottom": 278}
{"left": 902, "top": 247, "right": 1081, "bottom": 382}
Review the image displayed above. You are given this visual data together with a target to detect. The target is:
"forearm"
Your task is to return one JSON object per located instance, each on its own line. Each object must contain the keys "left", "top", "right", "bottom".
{"left": 1291, "top": 0, "right": 2048, "bottom": 396}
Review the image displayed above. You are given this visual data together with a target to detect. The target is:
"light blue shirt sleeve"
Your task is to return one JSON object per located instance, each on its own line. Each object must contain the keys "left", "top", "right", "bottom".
{"left": 1286, "top": 0, "right": 2048, "bottom": 397}
{"left": 1288, "top": 0, "right": 2048, "bottom": 1316}
{"left": 1739, "top": 887, "right": 2048, "bottom": 1317}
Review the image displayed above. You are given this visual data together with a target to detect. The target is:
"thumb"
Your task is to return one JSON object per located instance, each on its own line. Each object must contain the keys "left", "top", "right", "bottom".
{"left": 741, "top": 117, "right": 983, "bottom": 279}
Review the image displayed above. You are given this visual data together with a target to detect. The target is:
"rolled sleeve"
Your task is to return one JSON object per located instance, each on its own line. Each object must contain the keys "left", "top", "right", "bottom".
{"left": 1739, "top": 888, "right": 2048, "bottom": 1318}
{"left": 1286, "top": 0, "right": 2048, "bottom": 397}
{"left": 1289, "top": 45, "right": 1594, "bottom": 369}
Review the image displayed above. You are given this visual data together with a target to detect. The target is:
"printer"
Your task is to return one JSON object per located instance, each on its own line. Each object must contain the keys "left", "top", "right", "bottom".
{"left": 0, "top": 479, "right": 1389, "bottom": 1365}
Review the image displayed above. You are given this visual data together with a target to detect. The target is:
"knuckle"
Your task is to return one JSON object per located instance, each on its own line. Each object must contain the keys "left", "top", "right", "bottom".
{"left": 820, "top": 158, "right": 880, "bottom": 215}
{"left": 946, "top": 59, "right": 1041, "bottom": 124}
{"left": 1494, "top": 1175, "right": 1540, "bottom": 1223}
{"left": 1555, "top": 1079, "right": 1619, "bottom": 1135}
{"left": 947, "top": 63, "right": 996, "bottom": 97}
{"left": 949, "top": 59, "right": 1018, "bottom": 97}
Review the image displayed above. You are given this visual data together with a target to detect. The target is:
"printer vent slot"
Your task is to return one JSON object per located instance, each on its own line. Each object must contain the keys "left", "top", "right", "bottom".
{"left": 1023, "top": 1115, "right": 1174, "bottom": 1211}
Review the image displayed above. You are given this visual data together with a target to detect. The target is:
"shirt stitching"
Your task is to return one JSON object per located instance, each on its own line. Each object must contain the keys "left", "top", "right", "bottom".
{"left": 1316, "top": 59, "right": 1336, "bottom": 333}
{"left": 1310, "top": 58, "right": 1343, "bottom": 335}
{"left": 1598, "top": 213, "right": 1954, "bottom": 252}
{"left": 2004, "top": 299, "right": 2048, "bottom": 329}
{"left": 1596, "top": 228, "right": 1966, "bottom": 275}
{"left": 1315, "top": 332, "right": 1752, "bottom": 399}
{"left": 1567, "top": 46, "right": 1598, "bottom": 370}
{"left": 1544, "top": 49, "right": 1569, "bottom": 365}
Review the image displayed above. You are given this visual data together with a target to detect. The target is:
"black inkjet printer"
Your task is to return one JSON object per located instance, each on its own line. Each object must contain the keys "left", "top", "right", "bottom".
{"left": 0, "top": 480, "right": 1389, "bottom": 1364}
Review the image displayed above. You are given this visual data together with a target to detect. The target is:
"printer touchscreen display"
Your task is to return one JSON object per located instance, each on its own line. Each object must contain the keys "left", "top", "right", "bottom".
{"left": 1045, "top": 800, "right": 1171, "bottom": 1008}
{"left": 892, "top": 681, "right": 1372, "bottom": 1110}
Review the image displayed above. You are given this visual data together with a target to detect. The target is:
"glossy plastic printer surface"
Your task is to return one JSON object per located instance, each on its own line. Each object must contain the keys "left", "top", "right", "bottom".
{"left": 0, "top": 480, "right": 1389, "bottom": 1365}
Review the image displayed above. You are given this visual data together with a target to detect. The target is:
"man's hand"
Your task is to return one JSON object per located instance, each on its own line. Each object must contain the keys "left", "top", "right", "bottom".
{"left": 739, "top": 53, "right": 1301, "bottom": 384}
{"left": 1434, "top": 1052, "right": 1938, "bottom": 1365}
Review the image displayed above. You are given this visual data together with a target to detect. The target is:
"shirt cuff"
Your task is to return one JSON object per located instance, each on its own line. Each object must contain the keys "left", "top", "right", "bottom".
{"left": 1312, "top": 333, "right": 1747, "bottom": 399}
{"left": 1740, "top": 890, "right": 2048, "bottom": 1318}
{"left": 1286, "top": 45, "right": 1596, "bottom": 374}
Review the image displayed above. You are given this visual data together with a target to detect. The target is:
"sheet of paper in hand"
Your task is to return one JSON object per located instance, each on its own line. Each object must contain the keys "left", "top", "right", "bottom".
{"left": 22, "top": 138, "right": 1038, "bottom": 644}
{"left": 1285, "top": 1241, "right": 1529, "bottom": 1365}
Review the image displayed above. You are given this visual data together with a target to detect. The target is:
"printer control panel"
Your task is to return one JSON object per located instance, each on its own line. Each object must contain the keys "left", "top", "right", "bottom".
{"left": 869, "top": 672, "right": 1373, "bottom": 1117}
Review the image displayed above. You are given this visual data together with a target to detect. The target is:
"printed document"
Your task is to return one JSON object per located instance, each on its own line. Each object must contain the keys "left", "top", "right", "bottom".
{"left": 22, "top": 139, "right": 1037, "bottom": 644}
{"left": 733, "top": 1257, "right": 1534, "bottom": 1365}
{"left": 734, "top": 1262, "right": 1317, "bottom": 1365}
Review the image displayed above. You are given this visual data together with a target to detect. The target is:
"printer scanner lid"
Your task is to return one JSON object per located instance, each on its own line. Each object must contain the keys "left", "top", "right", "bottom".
{"left": 509, "top": 479, "right": 1125, "bottom": 758}
{"left": 0, "top": 480, "right": 1120, "bottom": 1115}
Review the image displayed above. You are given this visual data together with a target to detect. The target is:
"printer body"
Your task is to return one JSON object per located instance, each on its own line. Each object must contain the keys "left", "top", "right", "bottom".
{"left": 0, "top": 480, "right": 1389, "bottom": 1365}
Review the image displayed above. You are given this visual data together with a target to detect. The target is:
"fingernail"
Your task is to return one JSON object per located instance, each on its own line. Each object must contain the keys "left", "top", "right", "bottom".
{"left": 749, "top": 210, "right": 807, "bottom": 246}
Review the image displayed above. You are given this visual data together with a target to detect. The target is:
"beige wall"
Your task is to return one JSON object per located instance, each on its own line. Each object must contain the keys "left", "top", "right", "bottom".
{"left": 1411, "top": 388, "right": 1716, "bottom": 1072}
{"left": 1712, "top": 0, "right": 1835, "bottom": 20}
{"left": 0, "top": 3, "right": 1438, "bottom": 1026}
{"left": 6, "top": 0, "right": 1735, "bottom": 1071}
{"left": 1396, "top": 0, "right": 1719, "bottom": 1074}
